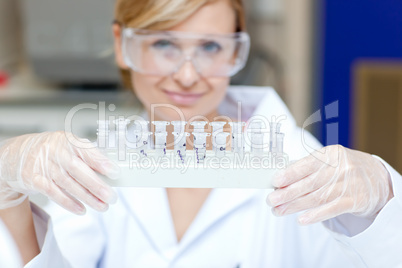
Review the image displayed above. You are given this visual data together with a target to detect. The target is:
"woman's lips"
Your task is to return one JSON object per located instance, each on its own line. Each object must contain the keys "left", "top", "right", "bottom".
{"left": 163, "top": 89, "right": 205, "bottom": 106}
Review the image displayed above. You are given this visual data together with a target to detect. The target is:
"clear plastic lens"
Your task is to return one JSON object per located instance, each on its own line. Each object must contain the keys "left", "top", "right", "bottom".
{"left": 122, "top": 28, "right": 250, "bottom": 77}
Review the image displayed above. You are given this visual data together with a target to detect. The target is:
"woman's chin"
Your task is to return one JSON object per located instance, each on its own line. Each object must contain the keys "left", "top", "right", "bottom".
{"left": 149, "top": 107, "right": 212, "bottom": 122}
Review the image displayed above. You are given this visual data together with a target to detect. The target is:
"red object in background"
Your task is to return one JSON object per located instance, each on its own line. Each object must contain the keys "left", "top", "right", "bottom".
{"left": 0, "top": 71, "right": 9, "bottom": 88}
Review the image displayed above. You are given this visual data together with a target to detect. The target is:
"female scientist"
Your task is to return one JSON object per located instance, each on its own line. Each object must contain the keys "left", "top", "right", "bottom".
{"left": 1, "top": 0, "right": 402, "bottom": 267}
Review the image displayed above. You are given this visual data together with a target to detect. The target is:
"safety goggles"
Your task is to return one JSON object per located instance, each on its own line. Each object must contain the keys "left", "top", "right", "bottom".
{"left": 122, "top": 28, "right": 250, "bottom": 77}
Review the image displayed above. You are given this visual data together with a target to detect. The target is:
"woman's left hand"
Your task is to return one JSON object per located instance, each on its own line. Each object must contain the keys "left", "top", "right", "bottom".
{"left": 267, "top": 145, "right": 394, "bottom": 225}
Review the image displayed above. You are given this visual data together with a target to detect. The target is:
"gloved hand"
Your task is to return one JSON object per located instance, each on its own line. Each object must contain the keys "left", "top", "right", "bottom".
{"left": 0, "top": 132, "right": 120, "bottom": 214}
{"left": 267, "top": 145, "right": 394, "bottom": 225}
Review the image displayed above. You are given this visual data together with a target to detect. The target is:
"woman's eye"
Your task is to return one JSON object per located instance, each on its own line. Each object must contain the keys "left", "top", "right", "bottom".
{"left": 152, "top": 39, "right": 175, "bottom": 50}
{"left": 201, "top": 41, "right": 222, "bottom": 53}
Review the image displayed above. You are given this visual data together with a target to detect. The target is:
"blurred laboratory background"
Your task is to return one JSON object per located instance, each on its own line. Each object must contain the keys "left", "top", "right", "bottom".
{"left": 1, "top": 0, "right": 402, "bottom": 172}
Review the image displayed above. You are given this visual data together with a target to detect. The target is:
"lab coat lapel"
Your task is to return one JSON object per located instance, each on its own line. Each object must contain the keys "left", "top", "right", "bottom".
{"left": 118, "top": 187, "right": 260, "bottom": 255}
{"left": 117, "top": 188, "right": 178, "bottom": 255}
{"left": 178, "top": 188, "right": 260, "bottom": 250}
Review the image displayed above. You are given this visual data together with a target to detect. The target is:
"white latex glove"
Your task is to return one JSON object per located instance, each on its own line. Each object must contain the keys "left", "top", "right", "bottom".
{"left": 0, "top": 132, "right": 120, "bottom": 214}
{"left": 267, "top": 145, "right": 394, "bottom": 225}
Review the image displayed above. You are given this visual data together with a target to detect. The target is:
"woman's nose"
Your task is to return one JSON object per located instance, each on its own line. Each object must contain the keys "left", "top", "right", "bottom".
{"left": 172, "top": 60, "right": 201, "bottom": 88}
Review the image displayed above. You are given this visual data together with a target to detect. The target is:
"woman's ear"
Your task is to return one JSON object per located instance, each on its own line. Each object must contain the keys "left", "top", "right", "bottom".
{"left": 112, "top": 23, "right": 129, "bottom": 70}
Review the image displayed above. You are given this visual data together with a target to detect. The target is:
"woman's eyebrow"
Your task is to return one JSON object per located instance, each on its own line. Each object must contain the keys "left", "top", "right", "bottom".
{"left": 158, "top": 30, "right": 174, "bottom": 37}
{"left": 153, "top": 31, "right": 180, "bottom": 41}
{"left": 196, "top": 38, "right": 216, "bottom": 45}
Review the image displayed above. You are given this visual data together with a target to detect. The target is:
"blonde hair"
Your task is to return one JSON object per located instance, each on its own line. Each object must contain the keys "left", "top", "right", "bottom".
{"left": 114, "top": 0, "right": 246, "bottom": 88}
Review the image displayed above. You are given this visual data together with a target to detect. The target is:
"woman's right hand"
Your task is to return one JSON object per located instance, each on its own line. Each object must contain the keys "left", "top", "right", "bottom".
{"left": 0, "top": 131, "right": 120, "bottom": 215}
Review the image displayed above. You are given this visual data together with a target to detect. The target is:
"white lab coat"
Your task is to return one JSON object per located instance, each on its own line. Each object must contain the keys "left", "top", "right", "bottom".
{"left": 0, "top": 219, "right": 23, "bottom": 268}
{"left": 25, "top": 86, "right": 402, "bottom": 268}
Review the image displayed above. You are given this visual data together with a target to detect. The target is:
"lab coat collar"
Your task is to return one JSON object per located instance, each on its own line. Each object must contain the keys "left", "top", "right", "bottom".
{"left": 177, "top": 188, "right": 260, "bottom": 251}
{"left": 220, "top": 86, "right": 296, "bottom": 133}
{"left": 117, "top": 188, "right": 177, "bottom": 257}
{"left": 117, "top": 187, "right": 260, "bottom": 257}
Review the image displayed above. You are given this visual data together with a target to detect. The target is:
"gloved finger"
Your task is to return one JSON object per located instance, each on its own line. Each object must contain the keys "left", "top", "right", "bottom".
{"left": 53, "top": 168, "right": 110, "bottom": 212}
{"left": 272, "top": 154, "right": 323, "bottom": 188}
{"left": 271, "top": 180, "right": 348, "bottom": 217}
{"left": 297, "top": 198, "right": 353, "bottom": 225}
{"left": 61, "top": 156, "right": 117, "bottom": 205}
{"left": 73, "top": 146, "right": 120, "bottom": 180}
{"left": 34, "top": 174, "right": 86, "bottom": 215}
{"left": 267, "top": 173, "right": 325, "bottom": 207}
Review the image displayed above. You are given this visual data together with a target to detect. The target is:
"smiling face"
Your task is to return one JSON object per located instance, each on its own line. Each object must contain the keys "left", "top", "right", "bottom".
{"left": 114, "top": 0, "right": 237, "bottom": 122}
